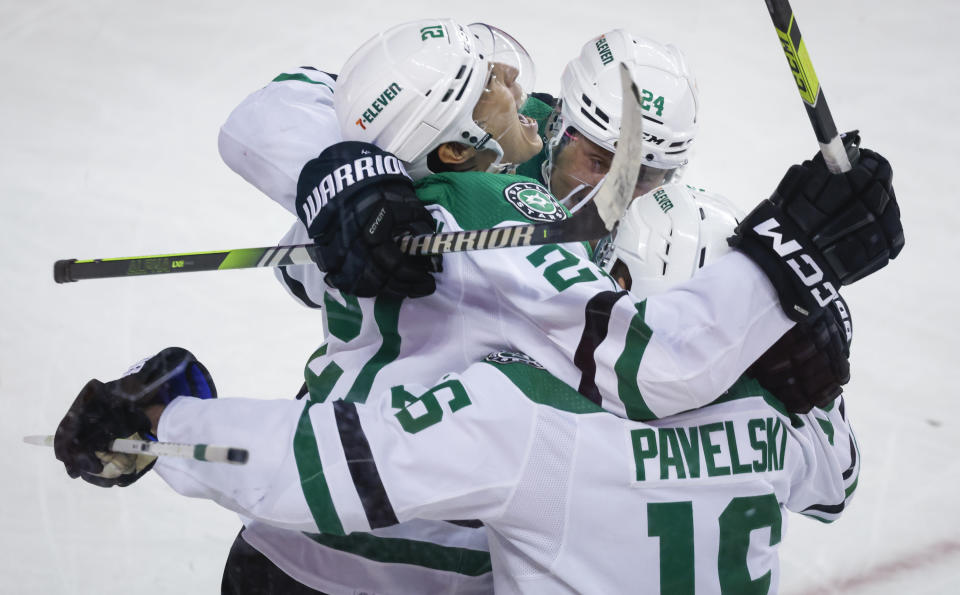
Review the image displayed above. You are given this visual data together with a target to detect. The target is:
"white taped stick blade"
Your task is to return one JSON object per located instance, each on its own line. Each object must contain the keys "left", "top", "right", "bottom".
{"left": 24, "top": 435, "right": 248, "bottom": 465}
{"left": 592, "top": 62, "right": 646, "bottom": 230}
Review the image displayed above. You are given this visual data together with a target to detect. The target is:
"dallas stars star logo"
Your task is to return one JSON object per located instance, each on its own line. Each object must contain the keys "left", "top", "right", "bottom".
{"left": 503, "top": 182, "right": 567, "bottom": 223}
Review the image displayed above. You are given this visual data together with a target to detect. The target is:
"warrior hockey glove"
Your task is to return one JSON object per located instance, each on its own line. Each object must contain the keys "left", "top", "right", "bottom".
{"left": 729, "top": 137, "right": 904, "bottom": 321}
{"left": 748, "top": 294, "right": 853, "bottom": 413}
{"left": 54, "top": 347, "right": 215, "bottom": 487}
{"left": 296, "top": 141, "right": 441, "bottom": 299}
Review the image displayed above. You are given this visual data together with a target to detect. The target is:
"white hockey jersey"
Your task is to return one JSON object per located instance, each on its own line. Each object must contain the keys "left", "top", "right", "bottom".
{"left": 216, "top": 67, "right": 795, "bottom": 594}
{"left": 219, "top": 68, "right": 794, "bottom": 421}
{"left": 155, "top": 356, "right": 859, "bottom": 594}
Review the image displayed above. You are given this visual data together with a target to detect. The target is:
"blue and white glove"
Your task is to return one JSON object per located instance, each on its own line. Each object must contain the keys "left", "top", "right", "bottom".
{"left": 54, "top": 347, "right": 215, "bottom": 487}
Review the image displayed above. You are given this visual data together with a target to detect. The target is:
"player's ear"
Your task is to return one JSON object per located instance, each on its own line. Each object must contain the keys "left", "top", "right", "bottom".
{"left": 436, "top": 142, "right": 476, "bottom": 166}
{"left": 610, "top": 259, "right": 632, "bottom": 292}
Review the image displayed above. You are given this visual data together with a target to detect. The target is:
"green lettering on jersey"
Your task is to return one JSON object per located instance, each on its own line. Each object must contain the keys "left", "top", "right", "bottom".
{"left": 323, "top": 292, "right": 362, "bottom": 343}
{"left": 647, "top": 501, "right": 695, "bottom": 595}
{"left": 649, "top": 493, "right": 783, "bottom": 594}
{"left": 778, "top": 418, "right": 788, "bottom": 469}
{"left": 725, "top": 421, "right": 753, "bottom": 475}
{"left": 700, "top": 422, "right": 731, "bottom": 477}
{"left": 391, "top": 385, "right": 444, "bottom": 434}
{"left": 748, "top": 418, "right": 769, "bottom": 472}
{"left": 675, "top": 428, "right": 701, "bottom": 478}
{"left": 304, "top": 344, "right": 343, "bottom": 403}
{"left": 526, "top": 245, "right": 598, "bottom": 292}
{"left": 766, "top": 418, "right": 782, "bottom": 471}
{"left": 659, "top": 428, "right": 687, "bottom": 480}
{"left": 718, "top": 494, "right": 782, "bottom": 594}
{"left": 630, "top": 428, "right": 658, "bottom": 481}
{"left": 392, "top": 379, "right": 472, "bottom": 434}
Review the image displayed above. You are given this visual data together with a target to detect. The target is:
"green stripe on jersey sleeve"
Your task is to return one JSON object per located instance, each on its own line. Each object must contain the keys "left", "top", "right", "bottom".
{"left": 710, "top": 376, "right": 790, "bottom": 418}
{"left": 344, "top": 296, "right": 403, "bottom": 403}
{"left": 484, "top": 359, "right": 604, "bottom": 414}
{"left": 272, "top": 72, "right": 333, "bottom": 90}
{"left": 292, "top": 402, "right": 345, "bottom": 535}
{"left": 304, "top": 532, "right": 492, "bottom": 576}
{"left": 613, "top": 301, "right": 657, "bottom": 421}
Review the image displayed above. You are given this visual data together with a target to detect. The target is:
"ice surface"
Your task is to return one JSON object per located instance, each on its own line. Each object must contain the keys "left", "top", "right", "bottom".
{"left": 2, "top": 1, "right": 958, "bottom": 593}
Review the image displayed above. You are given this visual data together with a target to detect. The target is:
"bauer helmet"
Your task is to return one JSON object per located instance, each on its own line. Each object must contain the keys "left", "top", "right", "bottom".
{"left": 335, "top": 19, "right": 537, "bottom": 180}
{"left": 597, "top": 183, "right": 742, "bottom": 298}
{"left": 543, "top": 30, "right": 699, "bottom": 201}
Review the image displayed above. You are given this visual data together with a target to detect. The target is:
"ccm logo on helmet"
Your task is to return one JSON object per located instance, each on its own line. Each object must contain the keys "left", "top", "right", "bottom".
{"left": 752, "top": 217, "right": 839, "bottom": 311}
{"left": 300, "top": 155, "right": 408, "bottom": 227}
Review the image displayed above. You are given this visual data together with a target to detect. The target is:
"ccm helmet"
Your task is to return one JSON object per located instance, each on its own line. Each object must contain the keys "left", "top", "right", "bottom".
{"left": 598, "top": 183, "right": 742, "bottom": 299}
{"left": 335, "top": 19, "right": 534, "bottom": 179}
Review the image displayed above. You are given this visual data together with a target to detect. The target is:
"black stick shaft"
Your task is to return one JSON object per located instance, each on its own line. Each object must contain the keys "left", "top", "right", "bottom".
{"left": 765, "top": 0, "right": 853, "bottom": 173}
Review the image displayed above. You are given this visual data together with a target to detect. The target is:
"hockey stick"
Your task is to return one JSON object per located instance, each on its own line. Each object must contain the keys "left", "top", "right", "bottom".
{"left": 53, "top": 63, "right": 644, "bottom": 283}
{"left": 765, "top": 0, "right": 856, "bottom": 173}
{"left": 24, "top": 434, "right": 249, "bottom": 464}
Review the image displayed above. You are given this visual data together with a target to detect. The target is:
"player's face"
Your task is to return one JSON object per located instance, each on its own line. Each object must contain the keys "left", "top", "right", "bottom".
{"left": 472, "top": 63, "right": 543, "bottom": 167}
{"left": 550, "top": 130, "right": 673, "bottom": 210}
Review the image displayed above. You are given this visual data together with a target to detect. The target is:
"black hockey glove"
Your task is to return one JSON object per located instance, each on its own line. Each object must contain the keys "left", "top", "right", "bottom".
{"left": 296, "top": 141, "right": 441, "bottom": 299}
{"left": 729, "top": 135, "right": 904, "bottom": 321}
{"left": 748, "top": 294, "right": 853, "bottom": 413}
{"left": 54, "top": 347, "right": 215, "bottom": 487}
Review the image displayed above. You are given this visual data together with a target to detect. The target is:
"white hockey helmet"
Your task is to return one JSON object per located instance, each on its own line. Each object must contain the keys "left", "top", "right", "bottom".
{"left": 335, "top": 19, "right": 535, "bottom": 180}
{"left": 543, "top": 30, "right": 699, "bottom": 193}
{"left": 597, "top": 183, "right": 742, "bottom": 299}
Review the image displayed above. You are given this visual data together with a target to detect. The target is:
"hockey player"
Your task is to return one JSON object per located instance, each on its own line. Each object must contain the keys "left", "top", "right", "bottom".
{"left": 58, "top": 18, "right": 901, "bottom": 594}
{"left": 517, "top": 29, "right": 699, "bottom": 211}
{"left": 53, "top": 184, "right": 859, "bottom": 593}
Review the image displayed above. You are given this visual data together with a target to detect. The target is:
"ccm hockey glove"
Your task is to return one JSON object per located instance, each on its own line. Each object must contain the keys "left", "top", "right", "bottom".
{"left": 54, "top": 347, "right": 215, "bottom": 487}
{"left": 296, "top": 141, "right": 441, "bottom": 299}
{"left": 729, "top": 137, "right": 904, "bottom": 321}
{"left": 748, "top": 294, "right": 853, "bottom": 413}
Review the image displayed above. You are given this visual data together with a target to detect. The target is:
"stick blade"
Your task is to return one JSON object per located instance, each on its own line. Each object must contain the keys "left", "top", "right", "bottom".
{"left": 24, "top": 434, "right": 55, "bottom": 447}
{"left": 591, "top": 61, "right": 647, "bottom": 231}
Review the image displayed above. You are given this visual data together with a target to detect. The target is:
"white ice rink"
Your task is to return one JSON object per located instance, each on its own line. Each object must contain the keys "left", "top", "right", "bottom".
{"left": 2, "top": 1, "right": 958, "bottom": 592}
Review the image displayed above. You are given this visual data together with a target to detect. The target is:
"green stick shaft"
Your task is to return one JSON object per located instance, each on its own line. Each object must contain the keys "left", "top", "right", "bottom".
{"left": 54, "top": 244, "right": 318, "bottom": 283}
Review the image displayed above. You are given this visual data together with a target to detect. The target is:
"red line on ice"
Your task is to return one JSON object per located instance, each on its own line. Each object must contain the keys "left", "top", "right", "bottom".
{"left": 794, "top": 540, "right": 960, "bottom": 594}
